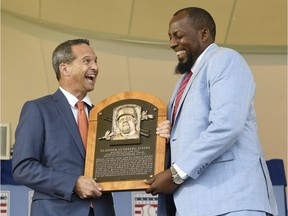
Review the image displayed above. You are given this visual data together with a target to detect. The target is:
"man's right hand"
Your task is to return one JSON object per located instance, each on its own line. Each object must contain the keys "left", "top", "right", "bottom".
{"left": 73, "top": 176, "right": 102, "bottom": 199}
{"left": 144, "top": 168, "right": 178, "bottom": 195}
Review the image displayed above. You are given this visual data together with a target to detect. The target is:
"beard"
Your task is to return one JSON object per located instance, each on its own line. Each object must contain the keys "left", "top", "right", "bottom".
{"left": 175, "top": 51, "right": 194, "bottom": 74}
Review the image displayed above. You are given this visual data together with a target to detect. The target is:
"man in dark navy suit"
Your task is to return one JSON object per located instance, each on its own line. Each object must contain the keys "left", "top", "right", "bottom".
{"left": 12, "top": 39, "right": 115, "bottom": 216}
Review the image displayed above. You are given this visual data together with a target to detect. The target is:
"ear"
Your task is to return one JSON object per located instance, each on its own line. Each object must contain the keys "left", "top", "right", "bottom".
{"left": 59, "top": 63, "right": 70, "bottom": 77}
{"left": 200, "top": 28, "right": 209, "bottom": 42}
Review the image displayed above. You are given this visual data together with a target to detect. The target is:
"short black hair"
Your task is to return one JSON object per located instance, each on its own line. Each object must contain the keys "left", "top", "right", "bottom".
{"left": 174, "top": 7, "right": 216, "bottom": 40}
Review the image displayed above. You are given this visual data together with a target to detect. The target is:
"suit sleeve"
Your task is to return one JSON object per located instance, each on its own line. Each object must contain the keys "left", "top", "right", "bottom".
{"left": 12, "top": 101, "right": 78, "bottom": 201}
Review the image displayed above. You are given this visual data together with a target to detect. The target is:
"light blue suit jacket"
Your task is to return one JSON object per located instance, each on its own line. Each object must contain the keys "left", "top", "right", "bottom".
{"left": 166, "top": 44, "right": 278, "bottom": 216}
{"left": 12, "top": 89, "right": 115, "bottom": 216}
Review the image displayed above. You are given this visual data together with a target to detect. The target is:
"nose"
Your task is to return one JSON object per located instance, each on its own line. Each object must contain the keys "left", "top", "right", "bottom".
{"left": 169, "top": 37, "right": 177, "bottom": 49}
{"left": 91, "top": 60, "right": 99, "bottom": 71}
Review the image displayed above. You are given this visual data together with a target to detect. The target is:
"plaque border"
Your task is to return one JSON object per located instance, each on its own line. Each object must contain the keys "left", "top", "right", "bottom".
{"left": 84, "top": 91, "right": 167, "bottom": 191}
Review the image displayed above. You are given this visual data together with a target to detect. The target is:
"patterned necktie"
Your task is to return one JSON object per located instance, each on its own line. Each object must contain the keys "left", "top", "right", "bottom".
{"left": 76, "top": 101, "right": 88, "bottom": 149}
{"left": 172, "top": 71, "right": 192, "bottom": 122}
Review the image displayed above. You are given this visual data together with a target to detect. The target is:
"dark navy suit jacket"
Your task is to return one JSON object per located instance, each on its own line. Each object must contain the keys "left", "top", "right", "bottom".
{"left": 12, "top": 89, "right": 115, "bottom": 216}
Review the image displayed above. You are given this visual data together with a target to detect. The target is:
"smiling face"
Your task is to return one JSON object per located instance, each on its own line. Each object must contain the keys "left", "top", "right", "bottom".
{"left": 168, "top": 11, "right": 211, "bottom": 74}
{"left": 59, "top": 43, "right": 98, "bottom": 100}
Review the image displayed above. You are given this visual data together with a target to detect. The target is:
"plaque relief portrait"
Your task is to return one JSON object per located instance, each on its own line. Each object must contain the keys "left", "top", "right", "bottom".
{"left": 99, "top": 104, "right": 155, "bottom": 144}
{"left": 112, "top": 105, "right": 141, "bottom": 141}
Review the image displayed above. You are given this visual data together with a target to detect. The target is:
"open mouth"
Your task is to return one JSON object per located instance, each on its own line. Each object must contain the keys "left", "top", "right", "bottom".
{"left": 176, "top": 50, "right": 186, "bottom": 56}
{"left": 85, "top": 74, "right": 96, "bottom": 82}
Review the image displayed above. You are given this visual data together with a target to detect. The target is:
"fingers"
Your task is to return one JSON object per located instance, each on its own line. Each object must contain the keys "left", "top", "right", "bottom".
{"left": 145, "top": 186, "right": 154, "bottom": 194}
{"left": 144, "top": 177, "right": 157, "bottom": 195}
{"left": 91, "top": 181, "right": 103, "bottom": 198}
{"left": 157, "top": 120, "right": 171, "bottom": 130}
{"left": 151, "top": 191, "right": 158, "bottom": 196}
{"left": 74, "top": 176, "right": 103, "bottom": 199}
{"left": 145, "top": 184, "right": 158, "bottom": 195}
{"left": 144, "top": 177, "right": 154, "bottom": 185}
{"left": 146, "top": 188, "right": 158, "bottom": 196}
{"left": 156, "top": 120, "right": 171, "bottom": 140}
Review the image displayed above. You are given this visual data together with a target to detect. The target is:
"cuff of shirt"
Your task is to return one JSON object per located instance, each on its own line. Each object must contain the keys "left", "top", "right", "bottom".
{"left": 173, "top": 163, "right": 188, "bottom": 180}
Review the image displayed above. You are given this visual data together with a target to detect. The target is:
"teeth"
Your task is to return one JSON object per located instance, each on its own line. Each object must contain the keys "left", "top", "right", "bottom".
{"left": 87, "top": 74, "right": 95, "bottom": 78}
{"left": 176, "top": 50, "right": 185, "bottom": 56}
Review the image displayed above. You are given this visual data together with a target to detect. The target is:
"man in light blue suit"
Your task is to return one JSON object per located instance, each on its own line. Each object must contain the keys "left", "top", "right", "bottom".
{"left": 12, "top": 39, "right": 115, "bottom": 216}
{"left": 145, "top": 7, "right": 278, "bottom": 216}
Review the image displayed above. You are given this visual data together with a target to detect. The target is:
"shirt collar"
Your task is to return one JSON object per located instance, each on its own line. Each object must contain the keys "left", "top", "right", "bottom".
{"left": 59, "top": 87, "right": 92, "bottom": 107}
{"left": 191, "top": 43, "right": 214, "bottom": 72}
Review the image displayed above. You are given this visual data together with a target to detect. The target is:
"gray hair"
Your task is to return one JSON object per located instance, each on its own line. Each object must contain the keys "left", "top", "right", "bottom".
{"left": 52, "top": 39, "right": 90, "bottom": 80}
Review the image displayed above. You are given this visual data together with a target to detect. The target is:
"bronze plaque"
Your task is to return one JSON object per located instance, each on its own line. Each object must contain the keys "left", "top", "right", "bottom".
{"left": 84, "top": 92, "right": 167, "bottom": 191}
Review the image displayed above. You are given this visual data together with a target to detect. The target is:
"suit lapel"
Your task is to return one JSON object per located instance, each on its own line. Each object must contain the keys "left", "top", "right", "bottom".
{"left": 52, "top": 89, "right": 86, "bottom": 159}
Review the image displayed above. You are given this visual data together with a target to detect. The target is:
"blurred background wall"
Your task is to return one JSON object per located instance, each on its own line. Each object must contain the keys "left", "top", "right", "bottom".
{"left": 1, "top": 0, "right": 287, "bottom": 198}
